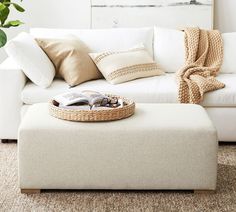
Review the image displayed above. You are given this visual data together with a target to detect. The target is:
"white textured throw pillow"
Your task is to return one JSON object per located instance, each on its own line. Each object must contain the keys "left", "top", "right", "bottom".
{"left": 89, "top": 44, "right": 164, "bottom": 84}
{"left": 5, "top": 32, "right": 55, "bottom": 88}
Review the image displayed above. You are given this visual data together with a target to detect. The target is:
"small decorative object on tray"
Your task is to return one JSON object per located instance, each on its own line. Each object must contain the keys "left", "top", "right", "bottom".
{"left": 49, "top": 90, "right": 135, "bottom": 122}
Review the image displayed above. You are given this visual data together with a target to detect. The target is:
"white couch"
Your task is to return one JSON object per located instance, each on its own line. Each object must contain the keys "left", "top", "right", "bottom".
{"left": 1, "top": 27, "right": 236, "bottom": 142}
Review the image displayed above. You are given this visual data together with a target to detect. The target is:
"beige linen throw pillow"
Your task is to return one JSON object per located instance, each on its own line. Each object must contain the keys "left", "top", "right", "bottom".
{"left": 89, "top": 44, "right": 164, "bottom": 84}
{"left": 36, "top": 38, "right": 103, "bottom": 87}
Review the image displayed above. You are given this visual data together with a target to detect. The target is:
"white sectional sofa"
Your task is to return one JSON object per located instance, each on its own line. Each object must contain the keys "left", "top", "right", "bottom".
{"left": 1, "top": 27, "right": 236, "bottom": 141}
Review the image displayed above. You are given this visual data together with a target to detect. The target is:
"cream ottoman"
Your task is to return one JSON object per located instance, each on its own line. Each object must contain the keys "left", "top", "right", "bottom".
{"left": 18, "top": 103, "right": 218, "bottom": 194}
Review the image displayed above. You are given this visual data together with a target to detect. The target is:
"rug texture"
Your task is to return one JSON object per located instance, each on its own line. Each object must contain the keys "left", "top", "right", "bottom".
{"left": 0, "top": 143, "right": 236, "bottom": 212}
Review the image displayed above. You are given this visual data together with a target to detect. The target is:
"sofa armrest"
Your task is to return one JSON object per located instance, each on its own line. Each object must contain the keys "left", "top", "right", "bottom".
{"left": 0, "top": 58, "right": 27, "bottom": 139}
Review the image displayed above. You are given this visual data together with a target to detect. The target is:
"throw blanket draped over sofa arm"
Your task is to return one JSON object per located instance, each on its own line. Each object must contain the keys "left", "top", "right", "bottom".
{"left": 0, "top": 58, "right": 26, "bottom": 139}
{"left": 176, "top": 28, "right": 225, "bottom": 104}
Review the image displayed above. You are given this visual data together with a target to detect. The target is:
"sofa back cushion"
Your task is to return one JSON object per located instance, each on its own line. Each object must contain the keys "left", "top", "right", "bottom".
{"left": 221, "top": 32, "right": 236, "bottom": 74}
{"left": 154, "top": 27, "right": 185, "bottom": 73}
{"left": 154, "top": 27, "right": 236, "bottom": 74}
{"left": 30, "top": 27, "right": 154, "bottom": 57}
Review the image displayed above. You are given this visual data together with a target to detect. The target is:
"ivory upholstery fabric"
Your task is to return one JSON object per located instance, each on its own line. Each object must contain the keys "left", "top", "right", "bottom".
{"left": 30, "top": 27, "right": 154, "bottom": 57}
{"left": 205, "top": 107, "right": 236, "bottom": 142}
{"left": 89, "top": 45, "right": 164, "bottom": 84}
{"left": 36, "top": 38, "right": 102, "bottom": 87}
{"left": 5, "top": 32, "right": 55, "bottom": 88}
{"left": 177, "top": 28, "right": 224, "bottom": 104}
{"left": 20, "top": 74, "right": 236, "bottom": 141}
{"left": 154, "top": 27, "right": 185, "bottom": 73}
{"left": 0, "top": 58, "right": 26, "bottom": 139}
{"left": 21, "top": 74, "right": 236, "bottom": 107}
{"left": 154, "top": 27, "right": 236, "bottom": 74}
{"left": 18, "top": 103, "right": 217, "bottom": 190}
{"left": 221, "top": 32, "right": 236, "bottom": 74}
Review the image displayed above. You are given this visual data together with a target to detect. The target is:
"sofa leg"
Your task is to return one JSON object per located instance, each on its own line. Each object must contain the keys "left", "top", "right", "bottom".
{"left": 194, "top": 190, "right": 216, "bottom": 194}
{"left": 1, "top": 139, "right": 17, "bottom": 143}
{"left": 21, "top": 189, "right": 41, "bottom": 194}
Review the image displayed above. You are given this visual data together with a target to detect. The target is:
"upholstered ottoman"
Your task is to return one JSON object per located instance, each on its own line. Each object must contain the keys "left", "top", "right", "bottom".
{"left": 18, "top": 103, "right": 218, "bottom": 194}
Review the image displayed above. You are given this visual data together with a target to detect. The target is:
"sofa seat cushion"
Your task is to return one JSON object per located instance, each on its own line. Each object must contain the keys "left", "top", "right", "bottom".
{"left": 21, "top": 74, "right": 236, "bottom": 107}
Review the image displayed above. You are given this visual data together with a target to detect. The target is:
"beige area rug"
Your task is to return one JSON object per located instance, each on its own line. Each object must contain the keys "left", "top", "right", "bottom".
{"left": 0, "top": 143, "right": 236, "bottom": 212}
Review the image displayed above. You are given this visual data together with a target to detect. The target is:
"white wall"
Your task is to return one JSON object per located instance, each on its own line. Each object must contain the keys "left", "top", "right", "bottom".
{"left": 1, "top": 0, "right": 236, "bottom": 62}
{"left": 0, "top": 0, "right": 91, "bottom": 62}
{"left": 215, "top": 0, "right": 236, "bottom": 32}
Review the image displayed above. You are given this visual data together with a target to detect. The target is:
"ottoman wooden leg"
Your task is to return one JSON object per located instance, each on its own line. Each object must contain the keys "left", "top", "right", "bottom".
{"left": 21, "top": 189, "right": 41, "bottom": 194}
{"left": 194, "top": 190, "right": 216, "bottom": 194}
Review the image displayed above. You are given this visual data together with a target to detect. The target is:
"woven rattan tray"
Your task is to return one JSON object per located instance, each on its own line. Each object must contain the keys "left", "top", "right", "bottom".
{"left": 49, "top": 95, "right": 135, "bottom": 122}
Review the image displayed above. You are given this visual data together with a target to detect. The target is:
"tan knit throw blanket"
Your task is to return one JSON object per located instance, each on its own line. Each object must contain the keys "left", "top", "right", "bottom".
{"left": 176, "top": 27, "right": 225, "bottom": 104}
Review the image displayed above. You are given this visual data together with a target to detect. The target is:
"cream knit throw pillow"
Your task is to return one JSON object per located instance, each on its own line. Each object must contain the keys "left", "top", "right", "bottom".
{"left": 89, "top": 44, "right": 164, "bottom": 84}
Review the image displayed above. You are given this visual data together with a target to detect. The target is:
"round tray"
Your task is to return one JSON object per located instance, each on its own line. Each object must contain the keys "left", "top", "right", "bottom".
{"left": 49, "top": 94, "right": 135, "bottom": 122}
